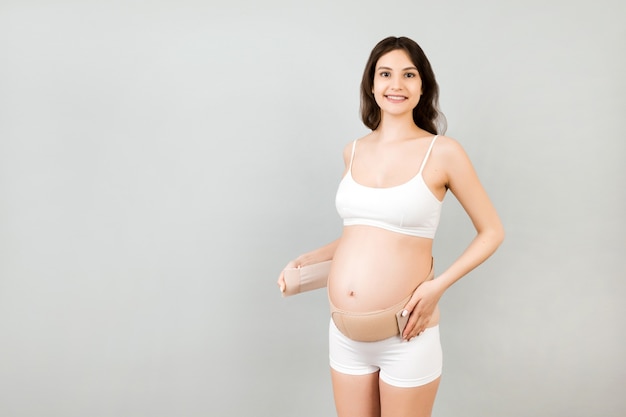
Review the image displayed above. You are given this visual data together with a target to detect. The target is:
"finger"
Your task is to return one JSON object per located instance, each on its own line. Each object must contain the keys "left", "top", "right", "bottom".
{"left": 278, "top": 259, "right": 299, "bottom": 294}
{"left": 410, "top": 319, "right": 431, "bottom": 340}
{"left": 401, "top": 299, "right": 418, "bottom": 318}
{"left": 401, "top": 300, "right": 421, "bottom": 338}
{"left": 399, "top": 302, "right": 417, "bottom": 332}
{"left": 277, "top": 271, "right": 286, "bottom": 293}
{"left": 402, "top": 314, "right": 419, "bottom": 339}
{"left": 404, "top": 311, "right": 431, "bottom": 340}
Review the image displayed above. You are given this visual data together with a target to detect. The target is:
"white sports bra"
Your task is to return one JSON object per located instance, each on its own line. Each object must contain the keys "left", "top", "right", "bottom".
{"left": 335, "top": 135, "right": 443, "bottom": 239}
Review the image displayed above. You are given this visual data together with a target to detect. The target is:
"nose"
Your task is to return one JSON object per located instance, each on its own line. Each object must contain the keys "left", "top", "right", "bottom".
{"left": 390, "top": 74, "right": 403, "bottom": 90}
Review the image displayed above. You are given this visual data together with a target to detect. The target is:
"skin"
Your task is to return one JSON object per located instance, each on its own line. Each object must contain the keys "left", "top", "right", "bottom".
{"left": 277, "top": 48, "right": 504, "bottom": 417}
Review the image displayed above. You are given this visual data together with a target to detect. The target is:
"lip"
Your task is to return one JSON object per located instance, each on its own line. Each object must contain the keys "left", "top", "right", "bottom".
{"left": 385, "top": 94, "right": 408, "bottom": 102}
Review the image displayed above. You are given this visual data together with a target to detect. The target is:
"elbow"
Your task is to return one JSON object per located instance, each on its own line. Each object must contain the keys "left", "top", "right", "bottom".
{"left": 479, "top": 222, "right": 505, "bottom": 251}
{"left": 492, "top": 222, "right": 505, "bottom": 249}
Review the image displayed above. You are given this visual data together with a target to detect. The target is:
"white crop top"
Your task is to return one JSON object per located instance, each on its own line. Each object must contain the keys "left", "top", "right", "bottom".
{"left": 335, "top": 135, "right": 443, "bottom": 239}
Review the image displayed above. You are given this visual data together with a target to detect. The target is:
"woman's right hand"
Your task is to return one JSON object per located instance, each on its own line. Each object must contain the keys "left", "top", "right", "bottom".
{"left": 277, "top": 259, "right": 299, "bottom": 294}
{"left": 277, "top": 239, "right": 340, "bottom": 294}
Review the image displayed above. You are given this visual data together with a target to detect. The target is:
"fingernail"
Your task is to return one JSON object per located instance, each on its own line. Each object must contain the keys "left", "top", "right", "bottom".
{"left": 401, "top": 310, "right": 408, "bottom": 317}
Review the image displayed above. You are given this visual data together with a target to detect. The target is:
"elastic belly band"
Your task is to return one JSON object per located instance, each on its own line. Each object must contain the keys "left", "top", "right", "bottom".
{"left": 282, "top": 260, "right": 332, "bottom": 297}
{"left": 329, "top": 261, "right": 434, "bottom": 342}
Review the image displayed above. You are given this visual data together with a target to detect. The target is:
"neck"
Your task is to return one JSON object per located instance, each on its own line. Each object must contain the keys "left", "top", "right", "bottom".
{"left": 374, "top": 112, "right": 423, "bottom": 142}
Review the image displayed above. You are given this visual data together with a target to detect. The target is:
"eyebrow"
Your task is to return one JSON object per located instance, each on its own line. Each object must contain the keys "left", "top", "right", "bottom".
{"left": 376, "top": 66, "right": 418, "bottom": 71}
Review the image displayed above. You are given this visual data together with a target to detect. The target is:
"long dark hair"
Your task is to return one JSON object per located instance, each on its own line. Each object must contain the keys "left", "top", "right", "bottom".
{"left": 360, "top": 36, "right": 446, "bottom": 135}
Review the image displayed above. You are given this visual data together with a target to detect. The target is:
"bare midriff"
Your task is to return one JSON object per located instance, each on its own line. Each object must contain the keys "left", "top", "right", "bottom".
{"left": 328, "top": 225, "right": 436, "bottom": 314}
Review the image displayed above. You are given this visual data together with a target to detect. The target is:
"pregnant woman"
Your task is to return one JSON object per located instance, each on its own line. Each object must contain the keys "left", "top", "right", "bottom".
{"left": 277, "top": 36, "right": 504, "bottom": 417}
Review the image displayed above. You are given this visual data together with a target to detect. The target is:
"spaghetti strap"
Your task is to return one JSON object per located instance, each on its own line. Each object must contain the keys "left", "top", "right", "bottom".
{"left": 417, "top": 135, "right": 439, "bottom": 174}
{"left": 348, "top": 140, "right": 357, "bottom": 170}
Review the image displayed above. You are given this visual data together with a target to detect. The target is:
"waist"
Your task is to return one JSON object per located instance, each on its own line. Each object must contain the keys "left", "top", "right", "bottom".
{"left": 328, "top": 263, "right": 434, "bottom": 342}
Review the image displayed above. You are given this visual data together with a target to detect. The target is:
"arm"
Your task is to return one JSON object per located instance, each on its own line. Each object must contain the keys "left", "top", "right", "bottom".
{"left": 276, "top": 141, "right": 352, "bottom": 294}
{"left": 402, "top": 137, "right": 504, "bottom": 339}
{"left": 277, "top": 238, "right": 341, "bottom": 293}
{"left": 433, "top": 138, "right": 505, "bottom": 291}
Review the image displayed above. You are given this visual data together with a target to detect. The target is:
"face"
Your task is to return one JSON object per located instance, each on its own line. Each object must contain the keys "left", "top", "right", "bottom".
{"left": 372, "top": 49, "right": 422, "bottom": 117}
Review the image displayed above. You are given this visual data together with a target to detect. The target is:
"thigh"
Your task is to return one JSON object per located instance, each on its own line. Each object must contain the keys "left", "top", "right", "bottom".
{"left": 329, "top": 318, "right": 382, "bottom": 417}
{"left": 379, "top": 376, "right": 440, "bottom": 417}
{"left": 378, "top": 325, "right": 442, "bottom": 388}
{"left": 377, "top": 325, "right": 442, "bottom": 417}
{"left": 331, "top": 368, "right": 381, "bottom": 417}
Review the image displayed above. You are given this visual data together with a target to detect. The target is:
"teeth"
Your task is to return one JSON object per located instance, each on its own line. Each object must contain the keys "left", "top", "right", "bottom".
{"left": 387, "top": 95, "right": 406, "bottom": 99}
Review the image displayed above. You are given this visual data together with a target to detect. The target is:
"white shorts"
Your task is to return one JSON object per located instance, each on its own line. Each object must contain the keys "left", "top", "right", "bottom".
{"left": 329, "top": 318, "right": 442, "bottom": 388}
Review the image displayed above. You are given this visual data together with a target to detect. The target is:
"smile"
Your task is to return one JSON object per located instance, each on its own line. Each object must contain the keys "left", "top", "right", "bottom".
{"left": 385, "top": 95, "right": 408, "bottom": 102}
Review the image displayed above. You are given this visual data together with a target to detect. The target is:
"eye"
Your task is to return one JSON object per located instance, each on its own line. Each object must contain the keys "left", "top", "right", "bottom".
{"left": 379, "top": 71, "right": 391, "bottom": 78}
{"left": 405, "top": 72, "right": 417, "bottom": 78}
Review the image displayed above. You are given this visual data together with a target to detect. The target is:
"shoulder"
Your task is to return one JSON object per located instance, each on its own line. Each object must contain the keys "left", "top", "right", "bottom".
{"left": 342, "top": 139, "right": 355, "bottom": 154}
{"left": 342, "top": 132, "right": 373, "bottom": 164}
{"left": 432, "top": 135, "right": 471, "bottom": 163}
{"left": 433, "top": 135, "right": 463, "bottom": 152}
{"left": 341, "top": 139, "right": 355, "bottom": 167}
{"left": 429, "top": 135, "right": 476, "bottom": 180}
{"left": 431, "top": 135, "right": 480, "bottom": 188}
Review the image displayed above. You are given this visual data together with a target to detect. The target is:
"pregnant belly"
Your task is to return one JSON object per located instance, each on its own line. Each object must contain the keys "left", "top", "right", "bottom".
{"left": 328, "top": 226, "right": 433, "bottom": 312}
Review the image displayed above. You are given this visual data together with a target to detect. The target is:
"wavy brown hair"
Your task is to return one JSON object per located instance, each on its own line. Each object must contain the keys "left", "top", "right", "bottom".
{"left": 360, "top": 36, "right": 446, "bottom": 135}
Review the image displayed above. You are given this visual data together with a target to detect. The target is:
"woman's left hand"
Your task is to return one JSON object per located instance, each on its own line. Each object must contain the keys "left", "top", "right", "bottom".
{"left": 401, "top": 279, "right": 445, "bottom": 340}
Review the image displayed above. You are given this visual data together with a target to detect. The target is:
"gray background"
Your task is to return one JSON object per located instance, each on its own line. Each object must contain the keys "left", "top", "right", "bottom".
{"left": 1, "top": 1, "right": 624, "bottom": 416}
